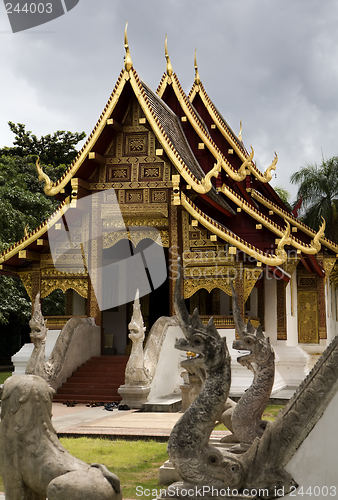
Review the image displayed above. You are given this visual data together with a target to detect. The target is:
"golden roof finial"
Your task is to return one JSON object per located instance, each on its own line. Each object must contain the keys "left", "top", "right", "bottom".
{"left": 24, "top": 224, "right": 29, "bottom": 237}
{"left": 36, "top": 157, "right": 54, "bottom": 196}
{"left": 165, "top": 34, "right": 173, "bottom": 77}
{"left": 238, "top": 120, "right": 243, "bottom": 142}
{"left": 194, "top": 49, "right": 201, "bottom": 85}
{"left": 124, "top": 21, "right": 133, "bottom": 72}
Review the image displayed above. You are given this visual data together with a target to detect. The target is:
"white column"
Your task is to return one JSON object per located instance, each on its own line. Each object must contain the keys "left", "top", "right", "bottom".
{"left": 286, "top": 270, "right": 299, "bottom": 346}
{"left": 264, "top": 274, "right": 277, "bottom": 344}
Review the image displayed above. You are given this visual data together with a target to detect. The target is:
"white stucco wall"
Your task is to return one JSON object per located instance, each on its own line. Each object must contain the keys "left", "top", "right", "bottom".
{"left": 283, "top": 387, "right": 338, "bottom": 498}
{"left": 264, "top": 275, "right": 277, "bottom": 345}
{"left": 325, "top": 279, "right": 338, "bottom": 344}
{"left": 148, "top": 325, "right": 185, "bottom": 399}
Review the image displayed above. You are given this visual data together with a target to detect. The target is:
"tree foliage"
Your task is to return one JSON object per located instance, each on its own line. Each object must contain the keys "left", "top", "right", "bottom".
{"left": 1, "top": 122, "right": 86, "bottom": 169}
{"left": 290, "top": 156, "right": 338, "bottom": 243}
{"left": 0, "top": 123, "right": 85, "bottom": 357}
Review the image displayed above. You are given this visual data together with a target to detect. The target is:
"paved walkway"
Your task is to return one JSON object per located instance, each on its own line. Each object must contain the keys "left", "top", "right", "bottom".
{"left": 0, "top": 403, "right": 229, "bottom": 499}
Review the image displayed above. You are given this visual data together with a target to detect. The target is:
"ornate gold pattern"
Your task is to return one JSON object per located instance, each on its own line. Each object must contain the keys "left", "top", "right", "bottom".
{"left": 107, "top": 165, "right": 131, "bottom": 182}
{"left": 124, "top": 133, "right": 148, "bottom": 156}
{"left": 40, "top": 277, "right": 88, "bottom": 299}
{"left": 297, "top": 290, "right": 318, "bottom": 343}
{"left": 251, "top": 189, "right": 338, "bottom": 254}
{"left": 323, "top": 257, "right": 337, "bottom": 284}
{"left": 277, "top": 279, "right": 287, "bottom": 340}
{"left": 19, "top": 272, "right": 33, "bottom": 299}
{"left": 103, "top": 218, "right": 168, "bottom": 229}
{"left": 221, "top": 183, "right": 323, "bottom": 255}
{"left": 181, "top": 192, "right": 288, "bottom": 266}
{"left": 103, "top": 229, "right": 168, "bottom": 248}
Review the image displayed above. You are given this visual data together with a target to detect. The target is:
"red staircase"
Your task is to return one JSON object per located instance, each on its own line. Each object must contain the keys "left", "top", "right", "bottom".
{"left": 53, "top": 355, "right": 129, "bottom": 404}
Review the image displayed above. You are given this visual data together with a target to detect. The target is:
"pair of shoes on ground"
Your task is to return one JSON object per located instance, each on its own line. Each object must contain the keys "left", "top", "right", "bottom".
{"left": 63, "top": 400, "right": 77, "bottom": 407}
{"left": 86, "top": 401, "right": 104, "bottom": 407}
{"left": 118, "top": 403, "right": 130, "bottom": 411}
{"left": 104, "top": 402, "right": 119, "bottom": 411}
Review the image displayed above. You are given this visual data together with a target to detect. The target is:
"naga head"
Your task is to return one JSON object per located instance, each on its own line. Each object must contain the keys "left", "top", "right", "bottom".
{"left": 231, "top": 282, "right": 273, "bottom": 367}
{"left": 174, "top": 257, "right": 229, "bottom": 373}
{"left": 128, "top": 289, "right": 146, "bottom": 341}
{"left": 29, "top": 293, "right": 48, "bottom": 347}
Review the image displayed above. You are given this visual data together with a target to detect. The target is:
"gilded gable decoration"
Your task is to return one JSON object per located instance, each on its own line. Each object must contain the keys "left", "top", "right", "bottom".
{"left": 124, "top": 21, "right": 133, "bottom": 73}
{"left": 165, "top": 35, "right": 173, "bottom": 79}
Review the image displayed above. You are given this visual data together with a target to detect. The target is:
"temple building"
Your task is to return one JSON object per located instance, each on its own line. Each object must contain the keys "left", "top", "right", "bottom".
{"left": 1, "top": 28, "right": 338, "bottom": 398}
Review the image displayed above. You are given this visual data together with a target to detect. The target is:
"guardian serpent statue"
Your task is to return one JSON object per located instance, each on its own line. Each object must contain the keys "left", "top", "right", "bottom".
{"left": 221, "top": 282, "right": 275, "bottom": 450}
{"left": 164, "top": 258, "right": 296, "bottom": 499}
{"left": 0, "top": 375, "right": 122, "bottom": 500}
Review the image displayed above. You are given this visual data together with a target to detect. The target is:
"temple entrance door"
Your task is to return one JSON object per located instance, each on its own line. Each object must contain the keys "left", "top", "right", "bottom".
{"left": 297, "top": 290, "right": 319, "bottom": 343}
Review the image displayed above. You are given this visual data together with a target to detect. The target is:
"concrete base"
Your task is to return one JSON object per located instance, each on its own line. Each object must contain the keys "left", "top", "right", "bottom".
{"left": 228, "top": 344, "right": 310, "bottom": 398}
{"left": 12, "top": 330, "right": 60, "bottom": 375}
{"left": 142, "top": 393, "right": 182, "bottom": 412}
{"left": 159, "top": 439, "right": 234, "bottom": 485}
{"left": 159, "top": 460, "right": 181, "bottom": 484}
{"left": 118, "top": 384, "right": 151, "bottom": 409}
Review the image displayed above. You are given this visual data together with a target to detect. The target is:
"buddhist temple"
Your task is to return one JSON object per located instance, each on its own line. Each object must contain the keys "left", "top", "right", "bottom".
{"left": 1, "top": 27, "right": 338, "bottom": 400}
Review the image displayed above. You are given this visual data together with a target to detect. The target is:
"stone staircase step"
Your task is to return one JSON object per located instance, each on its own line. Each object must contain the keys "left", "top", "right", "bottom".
{"left": 53, "top": 355, "right": 128, "bottom": 403}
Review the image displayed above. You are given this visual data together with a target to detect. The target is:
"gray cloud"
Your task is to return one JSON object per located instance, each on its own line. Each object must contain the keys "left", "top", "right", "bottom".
{"left": 1, "top": 0, "right": 338, "bottom": 202}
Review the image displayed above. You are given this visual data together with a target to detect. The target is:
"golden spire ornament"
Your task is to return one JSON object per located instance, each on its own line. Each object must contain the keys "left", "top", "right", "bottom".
{"left": 165, "top": 34, "right": 173, "bottom": 77}
{"left": 238, "top": 120, "right": 243, "bottom": 142}
{"left": 194, "top": 49, "right": 201, "bottom": 85}
{"left": 124, "top": 21, "right": 133, "bottom": 72}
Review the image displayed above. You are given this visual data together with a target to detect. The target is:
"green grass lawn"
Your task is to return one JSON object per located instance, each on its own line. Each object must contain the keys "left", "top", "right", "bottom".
{"left": 0, "top": 372, "right": 12, "bottom": 385}
{"left": 0, "top": 401, "right": 284, "bottom": 497}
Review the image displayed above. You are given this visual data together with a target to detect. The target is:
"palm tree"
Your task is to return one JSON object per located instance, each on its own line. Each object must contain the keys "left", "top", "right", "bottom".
{"left": 290, "top": 156, "right": 338, "bottom": 243}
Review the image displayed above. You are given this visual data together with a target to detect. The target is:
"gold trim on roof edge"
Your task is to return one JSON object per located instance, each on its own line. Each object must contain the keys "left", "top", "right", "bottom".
{"left": 221, "top": 183, "right": 324, "bottom": 254}
{"left": 180, "top": 192, "right": 288, "bottom": 266}
{"left": 157, "top": 73, "right": 239, "bottom": 178}
{"left": 189, "top": 80, "right": 277, "bottom": 183}
{"left": 40, "top": 65, "right": 217, "bottom": 198}
{"left": 0, "top": 197, "right": 71, "bottom": 265}
{"left": 189, "top": 79, "right": 247, "bottom": 159}
{"left": 251, "top": 189, "right": 338, "bottom": 253}
{"left": 128, "top": 70, "right": 217, "bottom": 194}
{"left": 158, "top": 72, "right": 275, "bottom": 184}
{"left": 38, "top": 68, "right": 127, "bottom": 196}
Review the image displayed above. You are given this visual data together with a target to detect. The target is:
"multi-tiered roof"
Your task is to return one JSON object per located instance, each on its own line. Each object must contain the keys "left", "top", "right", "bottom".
{"left": 1, "top": 27, "right": 337, "bottom": 280}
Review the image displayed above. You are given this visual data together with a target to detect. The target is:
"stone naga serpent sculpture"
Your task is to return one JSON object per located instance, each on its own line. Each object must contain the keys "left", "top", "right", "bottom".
{"left": 26, "top": 293, "right": 97, "bottom": 387}
{"left": 164, "top": 258, "right": 296, "bottom": 499}
{"left": 167, "top": 259, "right": 245, "bottom": 491}
{"left": 221, "top": 282, "right": 275, "bottom": 450}
{"left": 0, "top": 374, "right": 121, "bottom": 500}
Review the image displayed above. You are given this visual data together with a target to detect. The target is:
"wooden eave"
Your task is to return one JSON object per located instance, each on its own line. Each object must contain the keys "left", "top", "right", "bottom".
{"left": 189, "top": 80, "right": 248, "bottom": 160}
{"left": 188, "top": 79, "right": 277, "bottom": 183}
{"left": 38, "top": 68, "right": 129, "bottom": 196}
{"left": 220, "top": 184, "right": 324, "bottom": 255}
{"left": 180, "top": 192, "right": 289, "bottom": 266}
{"left": 251, "top": 189, "right": 338, "bottom": 255}
{"left": 157, "top": 73, "right": 242, "bottom": 179}
{"left": 0, "top": 197, "right": 71, "bottom": 272}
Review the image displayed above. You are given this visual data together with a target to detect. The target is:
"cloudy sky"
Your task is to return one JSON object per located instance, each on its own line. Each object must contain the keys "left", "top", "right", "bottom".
{"left": 1, "top": 0, "right": 338, "bottom": 202}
